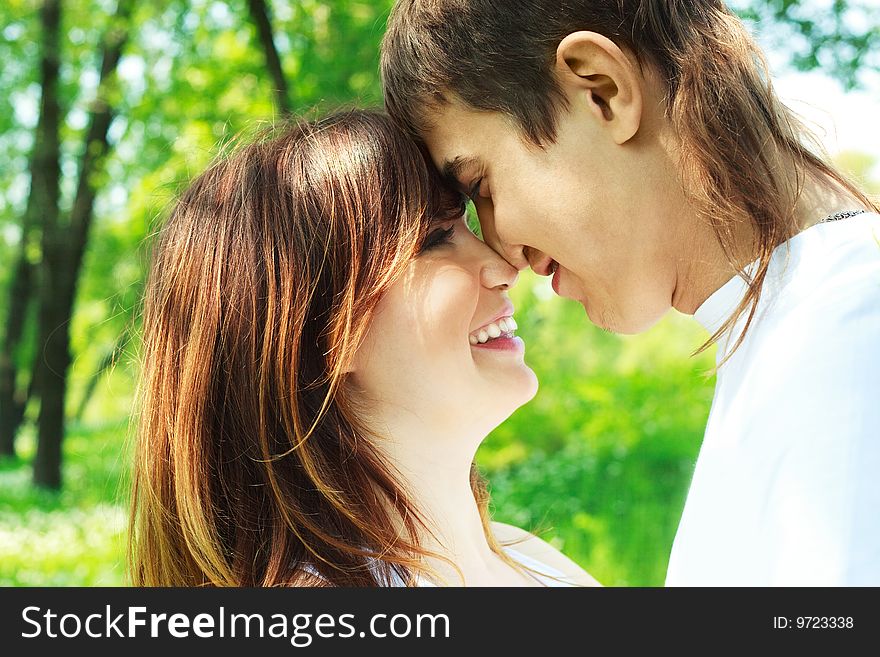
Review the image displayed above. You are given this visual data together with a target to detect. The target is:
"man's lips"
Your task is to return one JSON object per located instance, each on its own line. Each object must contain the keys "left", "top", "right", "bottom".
{"left": 532, "top": 257, "right": 563, "bottom": 296}
{"left": 551, "top": 262, "right": 562, "bottom": 295}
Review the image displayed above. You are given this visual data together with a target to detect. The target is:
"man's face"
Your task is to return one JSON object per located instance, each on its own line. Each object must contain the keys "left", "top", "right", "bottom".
{"left": 422, "top": 97, "right": 687, "bottom": 334}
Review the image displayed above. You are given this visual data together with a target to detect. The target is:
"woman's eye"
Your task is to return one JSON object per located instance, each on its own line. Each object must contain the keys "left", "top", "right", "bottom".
{"left": 419, "top": 225, "right": 455, "bottom": 253}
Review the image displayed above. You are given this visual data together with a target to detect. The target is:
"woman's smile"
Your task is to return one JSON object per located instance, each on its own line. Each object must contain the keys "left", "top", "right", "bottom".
{"left": 471, "top": 334, "right": 525, "bottom": 353}
{"left": 468, "top": 315, "right": 524, "bottom": 353}
{"left": 468, "top": 314, "right": 517, "bottom": 342}
{"left": 468, "top": 298, "right": 525, "bottom": 353}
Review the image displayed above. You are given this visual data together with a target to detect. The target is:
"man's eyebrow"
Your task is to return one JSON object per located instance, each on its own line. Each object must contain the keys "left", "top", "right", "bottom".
{"left": 441, "top": 155, "right": 479, "bottom": 188}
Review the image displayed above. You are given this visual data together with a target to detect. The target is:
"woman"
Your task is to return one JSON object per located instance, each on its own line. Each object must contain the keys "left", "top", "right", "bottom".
{"left": 128, "top": 110, "right": 599, "bottom": 587}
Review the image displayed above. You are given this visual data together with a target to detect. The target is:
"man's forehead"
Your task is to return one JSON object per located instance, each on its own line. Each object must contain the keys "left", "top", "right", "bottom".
{"left": 421, "top": 100, "right": 484, "bottom": 168}
{"left": 421, "top": 131, "right": 478, "bottom": 186}
{"left": 420, "top": 99, "right": 522, "bottom": 183}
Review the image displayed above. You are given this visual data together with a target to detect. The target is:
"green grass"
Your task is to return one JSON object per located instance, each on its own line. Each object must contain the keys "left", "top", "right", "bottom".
{"left": 0, "top": 420, "right": 132, "bottom": 586}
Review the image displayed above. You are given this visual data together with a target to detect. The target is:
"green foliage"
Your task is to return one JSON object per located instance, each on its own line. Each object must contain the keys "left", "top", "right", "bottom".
{"left": 731, "top": 0, "right": 880, "bottom": 87}
{"left": 0, "top": 0, "right": 876, "bottom": 587}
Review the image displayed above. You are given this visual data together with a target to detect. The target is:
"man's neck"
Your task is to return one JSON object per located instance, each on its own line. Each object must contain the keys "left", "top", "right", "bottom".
{"left": 673, "top": 168, "right": 867, "bottom": 318}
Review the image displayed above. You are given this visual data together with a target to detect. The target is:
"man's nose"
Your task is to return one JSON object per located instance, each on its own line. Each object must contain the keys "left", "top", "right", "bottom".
{"left": 494, "top": 241, "right": 530, "bottom": 271}
{"left": 475, "top": 201, "right": 530, "bottom": 271}
{"left": 522, "top": 246, "right": 550, "bottom": 275}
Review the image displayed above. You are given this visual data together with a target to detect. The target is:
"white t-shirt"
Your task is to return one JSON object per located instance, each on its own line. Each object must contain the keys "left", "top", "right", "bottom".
{"left": 666, "top": 212, "right": 880, "bottom": 586}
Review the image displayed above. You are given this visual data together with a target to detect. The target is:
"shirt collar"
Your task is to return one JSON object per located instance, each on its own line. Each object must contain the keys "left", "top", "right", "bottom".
{"left": 693, "top": 212, "right": 879, "bottom": 340}
{"left": 692, "top": 271, "right": 750, "bottom": 337}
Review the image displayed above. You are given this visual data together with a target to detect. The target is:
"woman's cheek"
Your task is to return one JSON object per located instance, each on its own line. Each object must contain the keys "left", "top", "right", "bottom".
{"left": 416, "top": 266, "right": 477, "bottom": 327}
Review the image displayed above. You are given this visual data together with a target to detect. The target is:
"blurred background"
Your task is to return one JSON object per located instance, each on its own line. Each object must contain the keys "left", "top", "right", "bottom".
{"left": 1, "top": 0, "right": 877, "bottom": 587}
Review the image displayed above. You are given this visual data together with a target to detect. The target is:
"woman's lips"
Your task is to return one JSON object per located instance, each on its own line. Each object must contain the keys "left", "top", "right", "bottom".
{"left": 551, "top": 261, "right": 562, "bottom": 295}
{"left": 471, "top": 336, "right": 525, "bottom": 352}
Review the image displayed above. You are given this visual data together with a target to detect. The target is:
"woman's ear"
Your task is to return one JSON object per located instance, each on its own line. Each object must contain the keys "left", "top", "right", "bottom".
{"left": 343, "top": 347, "right": 360, "bottom": 375}
{"left": 555, "top": 31, "right": 643, "bottom": 145}
{"left": 343, "top": 330, "right": 368, "bottom": 376}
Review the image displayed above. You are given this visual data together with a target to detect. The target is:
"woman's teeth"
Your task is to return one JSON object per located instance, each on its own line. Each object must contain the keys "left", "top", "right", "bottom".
{"left": 468, "top": 316, "right": 518, "bottom": 345}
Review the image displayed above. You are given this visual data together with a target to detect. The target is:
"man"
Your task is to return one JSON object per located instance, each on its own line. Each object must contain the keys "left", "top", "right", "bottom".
{"left": 380, "top": 0, "right": 880, "bottom": 585}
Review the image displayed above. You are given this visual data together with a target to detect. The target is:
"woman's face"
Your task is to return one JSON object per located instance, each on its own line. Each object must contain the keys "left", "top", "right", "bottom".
{"left": 348, "top": 213, "right": 538, "bottom": 440}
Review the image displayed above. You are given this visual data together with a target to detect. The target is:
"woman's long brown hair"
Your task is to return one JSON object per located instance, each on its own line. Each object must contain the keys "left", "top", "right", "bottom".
{"left": 128, "top": 109, "right": 507, "bottom": 586}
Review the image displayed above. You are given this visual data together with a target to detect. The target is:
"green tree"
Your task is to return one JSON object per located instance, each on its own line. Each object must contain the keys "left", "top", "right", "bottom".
{"left": 0, "top": 0, "right": 399, "bottom": 486}
{"left": 32, "top": 0, "right": 135, "bottom": 489}
{"left": 732, "top": 0, "right": 880, "bottom": 87}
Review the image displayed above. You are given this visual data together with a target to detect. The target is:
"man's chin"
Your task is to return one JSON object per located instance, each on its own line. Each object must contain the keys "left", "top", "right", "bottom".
{"left": 571, "top": 291, "right": 656, "bottom": 334}
{"left": 582, "top": 303, "right": 617, "bottom": 334}
{"left": 581, "top": 300, "right": 626, "bottom": 334}
{"left": 584, "top": 304, "right": 666, "bottom": 335}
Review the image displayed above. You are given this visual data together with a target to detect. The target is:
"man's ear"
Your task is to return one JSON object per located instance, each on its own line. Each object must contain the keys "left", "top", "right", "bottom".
{"left": 555, "top": 31, "right": 643, "bottom": 145}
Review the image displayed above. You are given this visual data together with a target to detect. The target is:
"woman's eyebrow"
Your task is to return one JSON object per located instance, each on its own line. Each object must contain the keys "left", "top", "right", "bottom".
{"left": 441, "top": 155, "right": 480, "bottom": 189}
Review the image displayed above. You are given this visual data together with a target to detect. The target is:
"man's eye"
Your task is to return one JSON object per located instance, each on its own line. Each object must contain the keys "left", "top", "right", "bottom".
{"left": 467, "top": 177, "right": 484, "bottom": 201}
{"left": 419, "top": 226, "right": 455, "bottom": 253}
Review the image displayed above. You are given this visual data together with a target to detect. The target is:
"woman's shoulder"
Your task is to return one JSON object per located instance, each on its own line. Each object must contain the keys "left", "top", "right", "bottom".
{"left": 491, "top": 521, "right": 602, "bottom": 587}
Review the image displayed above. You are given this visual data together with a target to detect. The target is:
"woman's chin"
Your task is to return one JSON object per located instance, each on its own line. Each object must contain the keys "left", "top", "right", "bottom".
{"left": 476, "top": 370, "right": 539, "bottom": 423}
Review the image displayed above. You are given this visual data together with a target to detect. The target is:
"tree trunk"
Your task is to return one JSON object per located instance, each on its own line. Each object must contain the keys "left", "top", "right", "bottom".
{"left": 32, "top": 233, "right": 70, "bottom": 489}
{"left": 0, "top": 259, "right": 35, "bottom": 456}
{"left": 246, "top": 0, "right": 291, "bottom": 114}
{"left": 1, "top": 0, "right": 64, "bottom": 459}
{"left": 33, "top": 0, "right": 134, "bottom": 489}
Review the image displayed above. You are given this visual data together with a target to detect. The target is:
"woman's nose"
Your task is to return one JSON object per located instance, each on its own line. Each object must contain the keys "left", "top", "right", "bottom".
{"left": 479, "top": 241, "right": 520, "bottom": 290}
